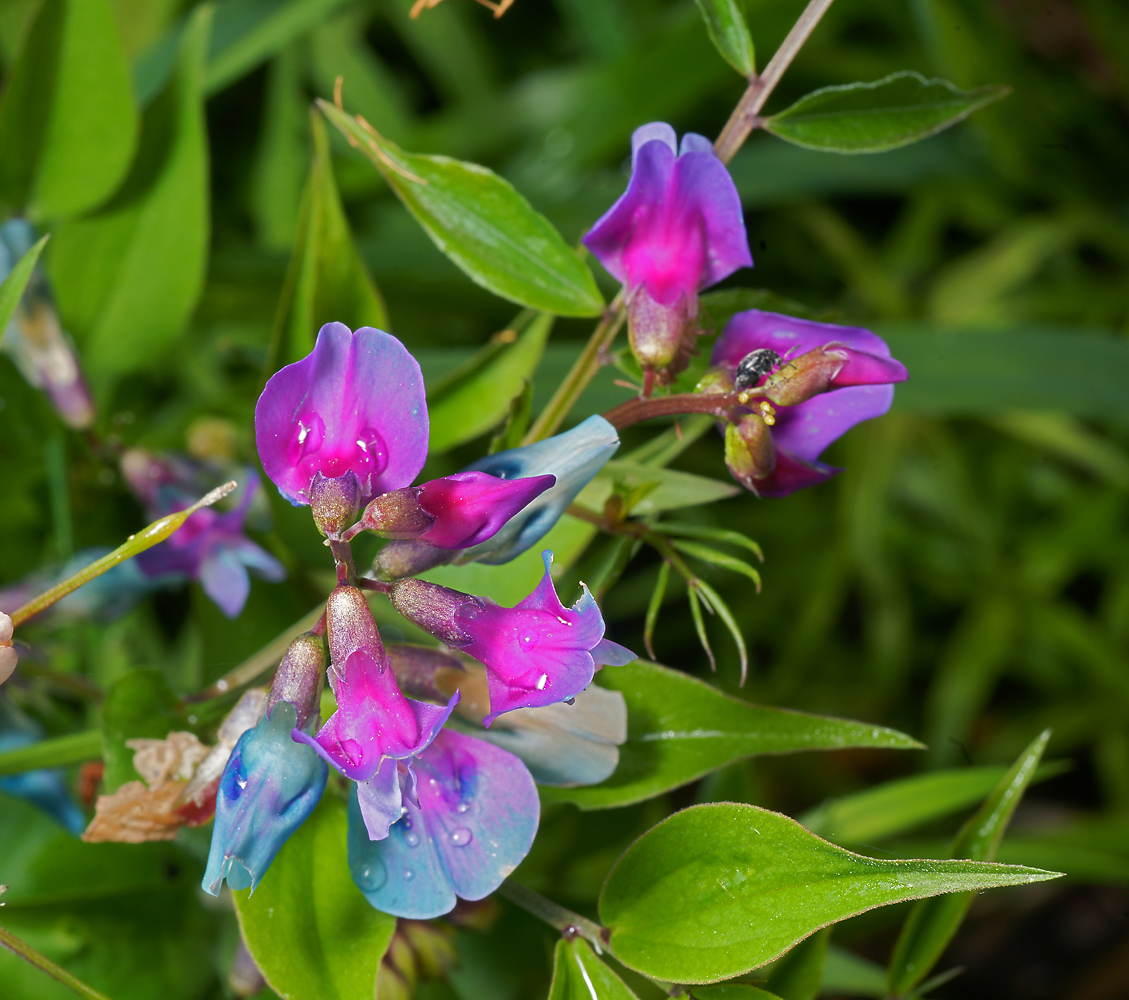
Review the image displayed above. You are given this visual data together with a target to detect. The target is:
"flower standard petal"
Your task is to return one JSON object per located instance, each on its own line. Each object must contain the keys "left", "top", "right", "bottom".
{"left": 347, "top": 729, "right": 539, "bottom": 919}
{"left": 255, "top": 323, "right": 428, "bottom": 507}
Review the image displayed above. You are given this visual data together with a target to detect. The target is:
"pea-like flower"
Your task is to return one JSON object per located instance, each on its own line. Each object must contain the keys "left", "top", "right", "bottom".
{"left": 584, "top": 123, "right": 751, "bottom": 382}
{"left": 255, "top": 323, "right": 428, "bottom": 535}
{"left": 710, "top": 310, "right": 908, "bottom": 496}
{"left": 388, "top": 552, "right": 635, "bottom": 726}
{"left": 202, "top": 700, "right": 328, "bottom": 894}
{"left": 122, "top": 451, "right": 286, "bottom": 618}
{"left": 347, "top": 728, "right": 538, "bottom": 919}
{"left": 291, "top": 586, "right": 458, "bottom": 838}
{"left": 354, "top": 470, "right": 555, "bottom": 548}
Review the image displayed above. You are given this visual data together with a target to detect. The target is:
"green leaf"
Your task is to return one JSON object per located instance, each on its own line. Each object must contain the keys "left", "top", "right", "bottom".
{"left": 673, "top": 540, "right": 762, "bottom": 588}
{"left": 541, "top": 661, "right": 923, "bottom": 811}
{"left": 598, "top": 802, "right": 1061, "bottom": 984}
{"left": 319, "top": 100, "right": 604, "bottom": 317}
{"left": 764, "top": 71, "right": 1009, "bottom": 154}
{"left": 0, "top": 233, "right": 48, "bottom": 348}
{"left": 694, "top": 578, "right": 749, "bottom": 684}
{"left": 234, "top": 796, "right": 396, "bottom": 1000}
{"left": 886, "top": 730, "right": 1051, "bottom": 996}
{"left": 692, "top": 0, "right": 754, "bottom": 77}
{"left": 428, "top": 311, "right": 554, "bottom": 453}
{"left": 576, "top": 461, "right": 740, "bottom": 516}
{"left": 267, "top": 107, "right": 388, "bottom": 372}
{"left": 687, "top": 582, "right": 716, "bottom": 671}
{"left": 488, "top": 379, "right": 534, "bottom": 454}
{"left": 0, "top": 728, "right": 100, "bottom": 778}
{"left": 798, "top": 759, "right": 1066, "bottom": 844}
{"left": 643, "top": 561, "right": 670, "bottom": 660}
{"left": 661, "top": 522, "right": 763, "bottom": 561}
{"left": 764, "top": 928, "right": 829, "bottom": 1000}
{"left": 48, "top": 3, "right": 211, "bottom": 380}
{"left": 0, "top": 0, "right": 138, "bottom": 218}
{"left": 549, "top": 938, "right": 640, "bottom": 1000}
{"left": 100, "top": 670, "right": 181, "bottom": 792}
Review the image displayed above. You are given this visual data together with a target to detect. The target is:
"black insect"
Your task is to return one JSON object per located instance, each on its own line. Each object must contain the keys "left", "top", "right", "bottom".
{"left": 733, "top": 348, "right": 784, "bottom": 390}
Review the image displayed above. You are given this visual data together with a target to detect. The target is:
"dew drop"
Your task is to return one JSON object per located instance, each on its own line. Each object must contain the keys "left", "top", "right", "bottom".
{"left": 404, "top": 831, "right": 421, "bottom": 848}
{"left": 354, "top": 858, "right": 388, "bottom": 891}
{"left": 456, "top": 802, "right": 470, "bottom": 814}
{"left": 535, "top": 673, "right": 548, "bottom": 691}
{"left": 403, "top": 868, "right": 414, "bottom": 881}
{"left": 450, "top": 828, "right": 473, "bottom": 847}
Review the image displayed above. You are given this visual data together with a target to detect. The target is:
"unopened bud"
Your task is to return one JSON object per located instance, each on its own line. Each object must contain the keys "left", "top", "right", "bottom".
{"left": 724, "top": 414, "right": 776, "bottom": 490}
{"left": 357, "top": 488, "right": 434, "bottom": 539}
{"left": 325, "top": 586, "right": 385, "bottom": 668}
{"left": 309, "top": 472, "right": 362, "bottom": 539}
{"left": 373, "top": 540, "right": 453, "bottom": 580}
{"left": 386, "top": 643, "right": 464, "bottom": 701}
{"left": 387, "top": 578, "right": 478, "bottom": 646}
{"left": 627, "top": 287, "right": 697, "bottom": 373}
{"left": 265, "top": 632, "right": 326, "bottom": 730}
{"left": 0, "top": 612, "right": 16, "bottom": 685}
{"left": 761, "top": 346, "right": 848, "bottom": 406}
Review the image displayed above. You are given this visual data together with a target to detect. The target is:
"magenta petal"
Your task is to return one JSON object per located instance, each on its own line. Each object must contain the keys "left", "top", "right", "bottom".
{"left": 255, "top": 323, "right": 428, "bottom": 507}
{"left": 828, "top": 346, "right": 908, "bottom": 388}
{"left": 293, "top": 648, "right": 458, "bottom": 781}
{"left": 753, "top": 449, "right": 841, "bottom": 498}
{"left": 417, "top": 472, "right": 556, "bottom": 549}
{"left": 770, "top": 384, "right": 896, "bottom": 463}
{"left": 712, "top": 310, "right": 897, "bottom": 369}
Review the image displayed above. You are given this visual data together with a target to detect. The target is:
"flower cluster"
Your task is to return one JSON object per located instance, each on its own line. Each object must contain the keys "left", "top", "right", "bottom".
{"left": 203, "top": 322, "right": 631, "bottom": 917}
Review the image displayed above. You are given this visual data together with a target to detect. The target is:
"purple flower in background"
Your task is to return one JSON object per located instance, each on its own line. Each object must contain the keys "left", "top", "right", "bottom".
{"left": 355, "top": 471, "right": 556, "bottom": 549}
{"left": 584, "top": 123, "right": 751, "bottom": 378}
{"left": 255, "top": 323, "right": 428, "bottom": 534}
{"left": 711, "top": 310, "right": 908, "bottom": 496}
{"left": 347, "top": 728, "right": 538, "bottom": 919}
{"left": 123, "top": 451, "right": 286, "bottom": 618}
{"left": 292, "top": 586, "right": 457, "bottom": 838}
{"left": 389, "top": 552, "right": 635, "bottom": 726}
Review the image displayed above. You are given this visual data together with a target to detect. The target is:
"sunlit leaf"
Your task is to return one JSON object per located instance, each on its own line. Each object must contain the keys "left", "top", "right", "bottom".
{"left": 548, "top": 937, "right": 639, "bottom": 1000}
{"left": 599, "top": 802, "right": 1060, "bottom": 983}
{"left": 692, "top": 0, "right": 755, "bottom": 77}
{"left": 576, "top": 461, "right": 739, "bottom": 516}
{"left": 765, "top": 72, "right": 1008, "bottom": 154}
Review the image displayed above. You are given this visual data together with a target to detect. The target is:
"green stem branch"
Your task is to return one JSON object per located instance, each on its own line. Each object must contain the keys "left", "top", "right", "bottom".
{"left": 498, "top": 881, "right": 609, "bottom": 953}
{"left": 0, "top": 919, "right": 115, "bottom": 1000}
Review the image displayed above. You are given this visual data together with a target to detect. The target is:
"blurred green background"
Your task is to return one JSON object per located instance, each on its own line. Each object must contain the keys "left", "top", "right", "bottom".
{"left": 1, "top": 0, "right": 1127, "bottom": 998}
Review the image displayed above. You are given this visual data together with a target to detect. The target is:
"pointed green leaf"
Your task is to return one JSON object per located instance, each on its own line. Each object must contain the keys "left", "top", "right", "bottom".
{"left": 672, "top": 540, "right": 762, "bottom": 588}
{"left": 643, "top": 561, "right": 670, "bottom": 661}
{"left": 541, "top": 661, "right": 923, "bottom": 811}
{"left": 0, "top": 0, "right": 138, "bottom": 218}
{"left": 267, "top": 107, "right": 388, "bottom": 372}
{"left": 886, "top": 730, "right": 1051, "bottom": 995}
{"left": 0, "top": 233, "right": 48, "bottom": 348}
{"left": 799, "top": 758, "right": 1066, "bottom": 844}
{"left": 319, "top": 100, "right": 604, "bottom": 317}
{"left": 661, "top": 522, "right": 763, "bottom": 561}
{"left": 549, "top": 938, "right": 640, "bottom": 1000}
{"left": 48, "top": 4, "right": 211, "bottom": 379}
{"left": 488, "top": 379, "right": 534, "bottom": 454}
{"left": 599, "top": 803, "right": 1061, "bottom": 984}
{"left": 428, "top": 311, "right": 554, "bottom": 452}
{"left": 764, "top": 71, "right": 1009, "bottom": 154}
{"left": 234, "top": 796, "right": 396, "bottom": 1000}
{"left": 687, "top": 583, "right": 716, "bottom": 671}
{"left": 693, "top": 0, "right": 755, "bottom": 76}
{"left": 576, "top": 461, "right": 740, "bottom": 516}
{"left": 0, "top": 728, "right": 101, "bottom": 778}
{"left": 695, "top": 578, "right": 749, "bottom": 683}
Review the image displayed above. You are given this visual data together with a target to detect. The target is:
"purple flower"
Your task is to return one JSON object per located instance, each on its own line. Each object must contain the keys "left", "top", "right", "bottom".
{"left": 255, "top": 324, "right": 428, "bottom": 521}
{"left": 123, "top": 452, "right": 286, "bottom": 618}
{"left": 583, "top": 123, "right": 751, "bottom": 375}
{"left": 356, "top": 471, "right": 556, "bottom": 549}
{"left": 711, "top": 310, "right": 908, "bottom": 496}
{"left": 347, "top": 728, "right": 538, "bottom": 919}
{"left": 389, "top": 552, "right": 635, "bottom": 726}
{"left": 292, "top": 587, "right": 457, "bottom": 838}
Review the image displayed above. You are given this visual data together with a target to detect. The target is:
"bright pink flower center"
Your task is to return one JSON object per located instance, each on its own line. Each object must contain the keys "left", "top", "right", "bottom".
{"left": 286, "top": 412, "right": 390, "bottom": 485}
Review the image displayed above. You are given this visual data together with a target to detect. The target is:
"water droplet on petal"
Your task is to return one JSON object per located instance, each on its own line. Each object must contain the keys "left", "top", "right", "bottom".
{"left": 456, "top": 802, "right": 470, "bottom": 814}
{"left": 404, "top": 831, "right": 421, "bottom": 848}
{"left": 355, "top": 859, "right": 388, "bottom": 891}
{"left": 403, "top": 868, "right": 414, "bottom": 881}
{"left": 450, "top": 828, "right": 473, "bottom": 847}
{"left": 535, "top": 674, "right": 548, "bottom": 690}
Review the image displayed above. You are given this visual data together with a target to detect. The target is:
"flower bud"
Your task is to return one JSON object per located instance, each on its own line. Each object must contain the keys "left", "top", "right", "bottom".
{"left": 309, "top": 471, "right": 363, "bottom": 539}
{"left": 325, "top": 585, "right": 386, "bottom": 670}
{"left": 357, "top": 487, "right": 435, "bottom": 539}
{"left": 0, "top": 612, "right": 16, "bottom": 686}
{"left": 626, "top": 287, "right": 696, "bottom": 373}
{"left": 373, "top": 540, "right": 453, "bottom": 581}
{"left": 724, "top": 415, "right": 776, "bottom": 490}
{"left": 387, "top": 579, "right": 478, "bottom": 647}
{"left": 264, "top": 632, "right": 325, "bottom": 730}
{"left": 386, "top": 643, "right": 464, "bottom": 702}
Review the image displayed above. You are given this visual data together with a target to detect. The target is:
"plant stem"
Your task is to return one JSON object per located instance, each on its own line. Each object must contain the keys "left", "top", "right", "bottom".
{"left": 603, "top": 388, "right": 764, "bottom": 429}
{"left": 714, "top": 0, "right": 838, "bottom": 163}
{"left": 10, "top": 482, "right": 236, "bottom": 627}
{"left": 523, "top": 292, "right": 625, "bottom": 444}
{"left": 0, "top": 921, "right": 115, "bottom": 1000}
{"left": 498, "top": 880, "right": 609, "bottom": 952}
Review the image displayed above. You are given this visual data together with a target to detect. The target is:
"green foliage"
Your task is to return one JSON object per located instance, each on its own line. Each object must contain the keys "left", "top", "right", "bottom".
{"left": 599, "top": 802, "right": 1058, "bottom": 983}
{"left": 0, "top": 232, "right": 47, "bottom": 344}
{"left": 0, "top": 0, "right": 137, "bottom": 219}
{"left": 234, "top": 796, "right": 397, "bottom": 1000}
{"left": 321, "top": 101, "right": 605, "bottom": 318}
{"left": 548, "top": 938, "right": 640, "bottom": 1000}
{"left": 543, "top": 660, "right": 921, "bottom": 810}
{"left": 100, "top": 669, "right": 181, "bottom": 791}
{"left": 47, "top": 4, "right": 210, "bottom": 380}
{"left": 692, "top": 0, "right": 755, "bottom": 77}
{"left": 765, "top": 72, "right": 1009, "bottom": 154}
